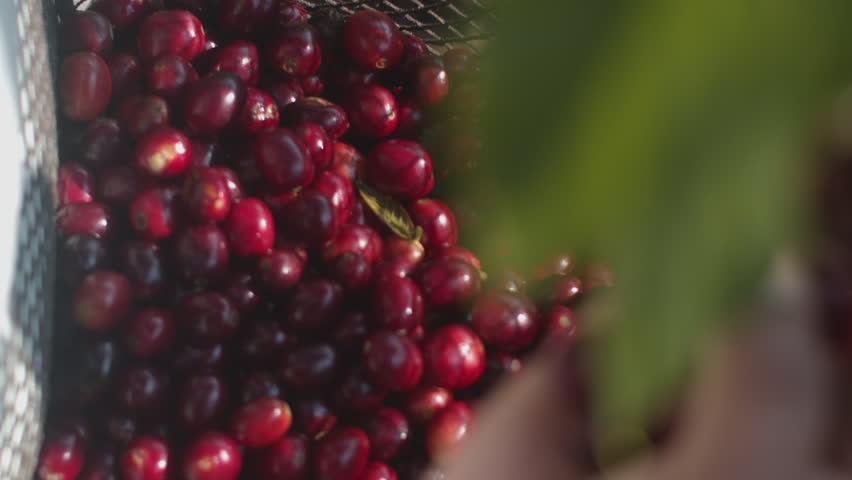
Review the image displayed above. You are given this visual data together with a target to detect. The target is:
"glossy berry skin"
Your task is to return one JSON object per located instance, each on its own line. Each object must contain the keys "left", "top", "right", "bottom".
{"left": 174, "top": 225, "right": 230, "bottom": 282}
{"left": 60, "top": 11, "right": 113, "bottom": 55}
{"left": 293, "top": 398, "right": 337, "bottom": 440}
{"left": 178, "top": 292, "right": 240, "bottom": 345}
{"left": 79, "top": 117, "right": 122, "bottom": 168}
{"left": 313, "top": 171, "right": 356, "bottom": 229}
{"left": 123, "top": 308, "right": 176, "bottom": 357}
{"left": 182, "top": 432, "right": 242, "bottom": 480}
{"left": 98, "top": 166, "right": 146, "bottom": 207}
{"left": 408, "top": 198, "right": 457, "bottom": 248}
{"left": 422, "top": 325, "right": 485, "bottom": 390}
{"left": 236, "top": 87, "right": 280, "bottom": 134}
{"left": 121, "top": 240, "right": 166, "bottom": 300}
{"left": 149, "top": 55, "right": 198, "bottom": 101}
{"left": 301, "top": 75, "right": 324, "bottom": 96}
{"left": 336, "top": 369, "right": 388, "bottom": 413}
{"left": 137, "top": 10, "right": 206, "bottom": 62}
{"left": 411, "top": 57, "right": 450, "bottom": 107}
{"left": 366, "top": 140, "right": 434, "bottom": 201}
{"left": 363, "top": 331, "right": 423, "bottom": 391}
{"left": 184, "top": 72, "right": 247, "bottom": 135}
{"left": 540, "top": 275, "right": 583, "bottom": 304}
{"left": 400, "top": 386, "right": 452, "bottom": 424}
{"left": 254, "top": 434, "right": 310, "bottom": 480}
{"left": 109, "top": 53, "right": 144, "bottom": 101}
{"left": 238, "top": 319, "right": 289, "bottom": 365}
{"left": 130, "top": 187, "right": 180, "bottom": 240}
{"left": 471, "top": 292, "right": 539, "bottom": 352}
{"left": 331, "top": 310, "right": 371, "bottom": 355}
{"left": 120, "top": 435, "right": 169, "bottom": 480}
{"left": 58, "top": 163, "right": 94, "bottom": 206}
{"left": 275, "top": 1, "right": 308, "bottom": 26}
{"left": 282, "top": 97, "right": 349, "bottom": 140}
{"left": 323, "top": 224, "right": 383, "bottom": 263}
{"left": 372, "top": 276, "right": 424, "bottom": 332}
{"left": 481, "top": 352, "right": 523, "bottom": 390}
{"left": 343, "top": 10, "right": 404, "bottom": 71}
{"left": 358, "top": 462, "right": 397, "bottom": 480}
{"left": 267, "top": 80, "right": 304, "bottom": 110}
{"left": 217, "top": 0, "right": 275, "bottom": 35}
{"left": 279, "top": 343, "right": 339, "bottom": 390}
{"left": 345, "top": 84, "right": 399, "bottom": 139}
{"left": 182, "top": 167, "right": 232, "bottom": 222}
{"left": 91, "top": 0, "right": 148, "bottom": 30}
{"left": 329, "top": 253, "right": 372, "bottom": 290}
{"left": 36, "top": 435, "right": 85, "bottom": 480}
{"left": 224, "top": 198, "right": 275, "bottom": 257}
{"left": 417, "top": 258, "right": 481, "bottom": 307}
{"left": 239, "top": 371, "right": 282, "bottom": 403}
{"left": 431, "top": 244, "right": 481, "bottom": 271}
{"left": 281, "top": 189, "right": 338, "bottom": 246}
{"left": 254, "top": 128, "right": 313, "bottom": 190}
{"left": 57, "top": 202, "right": 111, "bottom": 238}
{"left": 361, "top": 408, "right": 409, "bottom": 461}
{"left": 222, "top": 272, "right": 260, "bottom": 314}
{"left": 267, "top": 23, "right": 323, "bottom": 78}
{"left": 213, "top": 167, "right": 244, "bottom": 202}
{"left": 294, "top": 122, "right": 333, "bottom": 170}
{"left": 135, "top": 127, "right": 192, "bottom": 177}
{"left": 232, "top": 396, "right": 292, "bottom": 448}
{"left": 313, "top": 427, "right": 371, "bottom": 480}
{"left": 172, "top": 343, "right": 227, "bottom": 374}
{"left": 59, "top": 234, "right": 108, "bottom": 285}
{"left": 284, "top": 278, "right": 343, "bottom": 331}
{"left": 426, "top": 402, "right": 474, "bottom": 459}
{"left": 382, "top": 237, "right": 425, "bottom": 270}
{"left": 60, "top": 52, "right": 111, "bottom": 121}
{"left": 73, "top": 271, "right": 131, "bottom": 331}
{"left": 257, "top": 249, "right": 304, "bottom": 291}
{"left": 393, "top": 97, "right": 424, "bottom": 139}
{"left": 543, "top": 304, "right": 578, "bottom": 342}
{"left": 395, "top": 33, "right": 429, "bottom": 77}
{"left": 207, "top": 40, "right": 260, "bottom": 85}
{"left": 116, "top": 364, "right": 169, "bottom": 415}
{"left": 118, "top": 95, "right": 170, "bottom": 139}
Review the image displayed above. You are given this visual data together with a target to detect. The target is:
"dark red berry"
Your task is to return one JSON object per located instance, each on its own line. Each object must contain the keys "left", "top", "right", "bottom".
{"left": 400, "top": 386, "right": 452, "bottom": 424}
{"left": 543, "top": 304, "right": 578, "bottom": 343}
{"left": 217, "top": 0, "right": 275, "bottom": 35}
{"left": 182, "top": 432, "right": 242, "bottom": 480}
{"left": 207, "top": 40, "right": 260, "bottom": 85}
{"left": 292, "top": 398, "right": 337, "bottom": 440}
{"left": 120, "top": 240, "right": 166, "bottom": 300}
{"left": 120, "top": 435, "right": 169, "bottom": 480}
{"left": 343, "top": 10, "right": 404, "bottom": 71}
{"left": 366, "top": 140, "right": 434, "bottom": 201}
{"left": 137, "top": 10, "right": 206, "bottom": 62}
{"left": 408, "top": 198, "right": 457, "bottom": 248}
{"left": 281, "top": 97, "right": 349, "bottom": 140}
{"left": 178, "top": 292, "right": 241, "bottom": 345}
{"left": 267, "top": 23, "right": 322, "bottom": 78}
{"left": 331, "top": 310, "right": 371, "bottom": 355}
{"left": 182, "top": 167, "right": 232, "bottom": 222}
{"left": 173, "top": 343, "right": 227, "bottom": 374}
{"left": 60, "top": 11, "right": 114, "bottom": 56}
{"left": 425, "top": 401, "right": 473, "bottom": 459}
{"left": 36, "top": 434, "right": 85, "bottom": 480}
{"left": 212, "top": 166, "right": 244, "bottom": 202}
{"left": 118, "top": 95, "right": 170, "bottom": 139}
{"left": 382, "top": 237, "right": 425, "bottom": 270}
{"left": 60, "top": 52, "right": 112, "bottom": 121}
{"left": 301, "top": 75, "right": 324, "bottom": 96}
{"left": 540, "top": 275, "right": 583, "bottom": 304}
{"left": 329, "top": 253, "right": 373, "bottom": 290}
{"left": 422, "top": 324, "right": 485, "bottom": 390}
{"left": 237, "top": 319, "right": 289, "bottom": 364}
{"left": 357, "top": 462, "right": 397, "bottom": 480}
{"left": 345, "top": 84, "right": 399, "bottom": 139}
{"left": 284, "top": 278, "right": 343, "bottom": 330}
{"left": 314, "top": 427, "right": 371, "bottom": 480}
{"left": 275, "top": 1, "right": 308, "bottom": 27}
{"left": 254, "top": 434, "right": 310, "bottom": 480}
{"left": 395, "top": 33, "right": 429, "bottom": 77}
{"left": 239, "top": 371, "right": 282, "bottom": 403}
{"left": 236, "top": 87, "right": 280, "bottom": 134}
{"left": 224, "top": 198, "right": 275, "bottom": 256}
{"left": 222, "top": 272, "right": 260, "bottom": 314}
{"left": 323, "top": 224, "right": 382, "bottom": 263}
{"left": 411, "top": 57, "right": 450, "bottom": 107}
{"left": 147, "top": 54, "right": 198, "bottom": 99}
{"left": 108, "top": 53, "right": 143, "bottom": 102}
{"left": 135, "top": 127, "right": 192, "bottom": 177}
{"left": 266, "top": 79, "right": 304, "bottom": 110}
{"left": 58, "top": 163, "right": 94, "bottom": 205}
{"left": 98, "top": 166, "right": 147, "bottom": 206}
{"left": 281, "top": 188, "right": 338, "bottom": 245}
{"left": 431, "top": 244, "right": 481, "bottom": 271}
{"left": 116, "top": 364, "right": 169, "bottom": 415}
{"left": 294, "top": 122, "right": 333, "bottom": 170}
{"left": 336, "top": 369, "right": 388, "bottom": 413}
{"left": 174, "top": 225, "right": 230, "bottom": 282}
{"left": 124, "top": 308, "right": 176, "bottom": 357}
{"left": 257, "top": 249, "right": 304, "bottom": 291}
{"left": 361, "top": 408, "right": 409, "bottom": 461}
{"left": 254, "top": 128, "right": 313, "bottom": 191}
{"left": 363, "top": 331, "right": 423, "bottom": 391}
{"left": 130, "top": 187, "right": 180, "bottom": 240}
{"left": 232, "top": 396, "right": 292, "bottom": 448}
{"left": 393, "top": 97, "right": 424, "bottom": 139}
{"left": 91, "top": 0, "right": 148, "bottom": 29}
{"left": 312, "top": 170, "right": 356, "bottom": 228}
{"left": 68, "top": 338, "right": 121, "bottom": 406}
{"left": 59, "top": 234, "right": 109, "bottom": 285}
{"left": 417, "top": 258, "right": 481, "bottom": 308}
{"left": 73, "top": 271, "right": 132, "bottom": 331}
{"left": 471, "top": 292, "right": 538, "bottom": 352}
{"left": 279, "top": 343, "right": 339, "bottom": 390}
{"left": 58, "top": 202, "right": 111, "bottom": 238}
{"left": 372, "top": 276, "right": 424, "bottom": 332}
{"left": 79, "top": 117, "right": 123, "bottom": 168}
{"left": 184, "top": 72, "right": 247, "bottom": 135}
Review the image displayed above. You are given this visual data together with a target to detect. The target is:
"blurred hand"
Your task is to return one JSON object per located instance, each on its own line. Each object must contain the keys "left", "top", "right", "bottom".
{"left": 442, "top": 256, "right": 849, "bottom": 480}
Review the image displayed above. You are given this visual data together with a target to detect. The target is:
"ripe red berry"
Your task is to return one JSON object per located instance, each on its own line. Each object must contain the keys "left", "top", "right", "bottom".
{"left": 73, "top": 271, "right": 132, "bottom": 331}
{"left": 253, "top": 434, "right": 310, "bottom": 480}
{"left": 182, "top": 432, "right": 242, "bottom": 480}
{"left": 363, "top": 331, "right": 423, "bottom": 391}
{"left": 366, "top": 140, "right": 434, "bottom": 201}
{"left": 421, "top": 324, "right": 485, "bottom": 390}
{"left": 232, "top": 396, "right": 293, "bottom": 448}
{"left": 224, "top": 198, "right": 275, "bottom": 257}
{"left": 343, "top": 10, "right": 404, "bottom": 71}
{"left": 60, "top": 52, "right": 111, "bottom": 121}
{"left": 120, "top": 435, "right": 169, "bottom": 480}
{"left": 471, "top": 292, "right": 539, "bottom": 352}
{"left": 137, "top": 10, "right": 206, "bottom": 62}
{"left": 361, "top": 407, "right": 410, "bottom": 461}
{"left": 314, "top": 427, "right": 371, "bottom": 480}
{"left": 135, "top": 127, "right": 192, "bottom": 177}
{"left": 425, "top": 401, "right": 474, "bottom": 459}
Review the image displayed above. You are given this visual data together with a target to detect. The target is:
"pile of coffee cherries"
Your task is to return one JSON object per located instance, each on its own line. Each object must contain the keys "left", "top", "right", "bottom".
{"left": 39, "top": 2, "right": 595, "bottom": 479}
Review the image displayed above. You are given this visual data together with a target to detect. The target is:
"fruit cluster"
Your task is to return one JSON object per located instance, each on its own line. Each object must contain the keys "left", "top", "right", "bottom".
{"left": 39, "top": 2, "right": 595, "bottom": 480}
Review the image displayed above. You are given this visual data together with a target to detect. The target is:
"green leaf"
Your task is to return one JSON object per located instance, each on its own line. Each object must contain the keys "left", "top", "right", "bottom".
{"left": 462, "top": 0, "right": 852, "bottom": 456}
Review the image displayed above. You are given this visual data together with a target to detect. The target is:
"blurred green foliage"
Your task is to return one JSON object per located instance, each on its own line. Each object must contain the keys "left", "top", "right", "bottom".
{"left": 464, "top": 0, "right": 852, "bottom": 456}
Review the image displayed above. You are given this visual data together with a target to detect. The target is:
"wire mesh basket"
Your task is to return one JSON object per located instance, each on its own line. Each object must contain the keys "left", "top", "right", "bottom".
{"left": 0, "top": 1, "right": 491, "bottom": 478}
